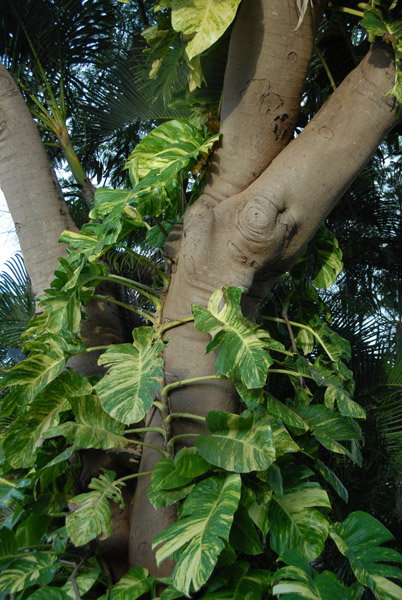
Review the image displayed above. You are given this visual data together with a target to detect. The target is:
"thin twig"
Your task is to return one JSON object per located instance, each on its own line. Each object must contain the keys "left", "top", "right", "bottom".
{"left": 273, "top": 289, "right": 306, "bottom": 389}
{"left": 60, "top": 556, "right": 86, "bottom": 600}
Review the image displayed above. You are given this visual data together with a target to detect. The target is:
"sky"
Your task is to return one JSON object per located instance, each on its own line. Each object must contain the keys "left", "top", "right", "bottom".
{"left": 0, "top": 189, "right": 21, "bottom": 273}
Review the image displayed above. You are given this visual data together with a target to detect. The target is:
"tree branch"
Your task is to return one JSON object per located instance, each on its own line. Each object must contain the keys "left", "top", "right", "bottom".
{"left": 203, "top": 0, "right": 324, "bottom": 202}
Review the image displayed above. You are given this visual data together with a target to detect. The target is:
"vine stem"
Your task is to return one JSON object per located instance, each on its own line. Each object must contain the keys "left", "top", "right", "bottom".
{"left": 161, "top": 316, "right": 195, "bottom": 333}
{"left": 85, "top": 345, "right": 112, "bottom": 353}
{"left": 125, "top": 426, "right": 166, "bottom": 436}
{"left": 314, "top": 44, "right": 336, "bottom": 91}
{"left": 153, "top": 215, "right": 169, "bottom": 238}
{"left": 60, "top": 556, "right": 87, "bottom": 600}
{"left": 273, "top": 290, "right": 306, "bottom": 389}
{"left": 263, "top": 316, "right": 335, "bottom": 361}
{"left": 90, "top": 294, "right": 158, "bottom": 325}
{"left": 329, "top": 6, "right": 363, "bottom": 17}
{"left": 161, "top": 374, "right": 225, "bottom": 399}
{"left": 165, "top": 412, "right": 206, "bottom": 424}
{"left": 117, "top": 470, "right": 153, "bottom": 484}
{"left": 99, "top": 273, "right": 162, "bottom": 313}
{"left": 130, "top": 439, "right": 170, "bottom": 457}
{"left": 159, "top": 375, "right": 224, "bottom": 456}
{"left": 268, "top": 368, "right": 314, "bottom": 380}
{"left": 167, "top": 433, "right": 200, "bottom": 448}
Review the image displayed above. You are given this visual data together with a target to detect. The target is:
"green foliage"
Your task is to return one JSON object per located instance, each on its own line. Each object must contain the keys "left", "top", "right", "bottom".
{"left": 96, "top": 327, "right": 164, "bottom": 424}
{"left": 153, "top": 474, "right": 242, "bottom": 595}
{"left": 169, "top": 0, "right": 242, "bottom": 62}
{"left": 1, "top": 3, "right": 402, "bottom": 598}
{"left": 66, "top": 470, "right": 124, "bottom": 546}
{"left": 359, "top": 1, "right": 402, "bottom": 111}
{"left": 330, "top": 511, "right": 402, "bottom": 599}
{"left": 193, "top": 286, "right": 284, "bottom": 389}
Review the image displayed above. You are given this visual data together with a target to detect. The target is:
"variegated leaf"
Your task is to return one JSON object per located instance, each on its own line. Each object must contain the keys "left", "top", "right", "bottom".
{"left": 50, "top": 393, "right": 129, "bottom": 450}
{"left": 153, "top": 474, "right": 241, "bottom": 595}
{"left": 171, "top": 0, "right": 242, "bottom": 61}
{"left": 269, "top": 483, "right": 331, "bottom": 560}
{"left": 66, "top": 470, "right": 123, "bottom": 546}
{"left": 3, "top": 371, "right": 90, "bottom": 468}
{"left": 273, "top": 559, "right": 358, "bottom": 600}
{"left": 297, "top": 405, "right": 362, "bottom": 463}
{"left": 96, "top": 327, "right": 164, "bottom": 425}
{"left": 126, "top": 119, "right": 219, "bottom": 191}
{"left": 1, "top": 333, "right": 84, "bottom": 413}
{"left": 99, "top": 567, "right": 154, "bottom": 600}
{"left": 0, "top": 552, "right": 58, "bottom": 595}
{"left": 196, "top": 410, "right": 275, "bottom": 473}
{"left": 193, "top": 287, "right": 282, "bottom": 389}
{"left": 330, "top": 511, "right": 402, "bottom": 599}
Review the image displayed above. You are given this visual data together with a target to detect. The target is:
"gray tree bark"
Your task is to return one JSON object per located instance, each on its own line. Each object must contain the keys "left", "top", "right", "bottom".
{"left": 0, "top": 61, "right": 77, "bottom": 299}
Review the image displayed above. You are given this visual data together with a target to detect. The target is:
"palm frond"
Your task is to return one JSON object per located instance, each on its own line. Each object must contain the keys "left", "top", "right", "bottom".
{"left": 0, "top": 254, "right": 34, "bottom": 365}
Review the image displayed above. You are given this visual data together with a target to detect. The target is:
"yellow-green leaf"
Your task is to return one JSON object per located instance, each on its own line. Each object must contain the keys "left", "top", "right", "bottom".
{"left": 171, "top": 0, "right": 242, "bottom": 61}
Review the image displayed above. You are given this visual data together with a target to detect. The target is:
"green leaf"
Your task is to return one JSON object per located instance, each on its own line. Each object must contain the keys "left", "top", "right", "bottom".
{"left": 66, "top": 470, "right": 124, "bottom": 546}
{"left": 98, "top": 567, "right": 154, "bottom": 599}
{"left": 242, "top": 482, "right": 272, "bottom": 537}
{"left": 149, "top": 458, "right": 195, "bottom": 491}
{"left": 171, "top": 0, "right": 242, "bottom": 61}
{"left": 153, "top": 474, "right": 241, "bottom": 595}
{"left": 297, "top": 405, "right": 362, "bottom": 463}
{"left": 197, "top": 410, "right": 276, "bottom": 472}
{"left": 314, "top": 458, "right": 348, "bottom": 503}
{"left": 0, "top": 476, "right": 27, "bottom": 508}
{"left": 148, "top": 481, "right": 195, "bottom": 509}
{"left": 147, "top": 449, "right": 208, "bottom": 509}
{"left": 15, "top": 514, "right": 49, "bottom": 548}
{"left": 0, "top": 528, "right": 17, "bottom": 562}
{"left": 273, "top": 560, "right": 357, "bottom": 600}
{"left": 330, "top": 511, "right": 402, "bottom": 599}
{"left": 309, "top": 225, "right": 343, "bottom": 289}
{"left": 49, "top": 393, "right": 129, "bottom": 450}
{"left": 230, "top": 502, "right": 262, "bottom": 555}
{"left": 25, "top": 588, "right": 69, "bottom": 600}
{"left": 3, "top": 371, "right": 90, "bottom": 468}
{"left": 0, "top": 552, "right": 58, "bottom": 595}
{"left": 96, "top": 327, "right": 164, "bottom": 424}
{"left": 269, "top": 483, "right": 331, "bottom": 561}
{"left": 174, "top": 446, "right": 211, "bottom": 479}
{"left": 193, "top": 287, "right": 281, "bottom": 388}
{"left": 61, "top": 561, "right": 101, "bottom": 599}
{"left": 1, "top": 333, "right": 83, "bottom": 412}
{"left": 200, "top": 562, "right": 272, "bottom": 599}
{"left": 266, "top": 395, "right": 308, "bottom": 431}
{"left": 146, "top": 220, "right": 174, "bottom": 247}
{"left": 126, "top": 119, "right": 218, "bottom": 192}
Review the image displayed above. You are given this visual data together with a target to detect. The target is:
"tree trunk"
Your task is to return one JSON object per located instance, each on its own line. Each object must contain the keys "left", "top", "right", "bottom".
{"left": 129, "top": 2, "right": 399, "bottom": 576}
{"left": 0, "top": 61, "right": 77, "bottom": 299}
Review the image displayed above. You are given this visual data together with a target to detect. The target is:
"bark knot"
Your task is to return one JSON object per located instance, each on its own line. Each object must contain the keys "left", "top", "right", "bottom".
{"left": 319, "top": 125, "right": 334, "bottom": 139}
